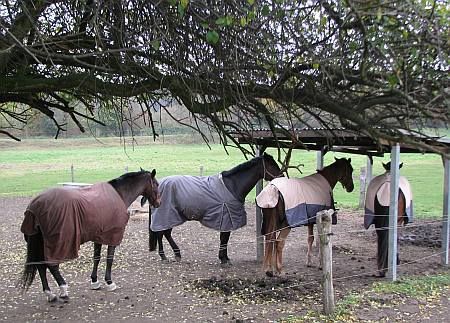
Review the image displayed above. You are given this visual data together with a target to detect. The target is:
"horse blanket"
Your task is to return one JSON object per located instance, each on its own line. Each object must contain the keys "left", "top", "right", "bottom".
{"left": 151, "top": 174, "right": 246, "bottom": 232}
{"left": 256, "top": 174, "right": 335, "bottom": 228}
{"left": 21, "top": 183, "right": 128, "bottom": 263}
{"left": 364, "top": 173, "right": 413, "bottom": 229}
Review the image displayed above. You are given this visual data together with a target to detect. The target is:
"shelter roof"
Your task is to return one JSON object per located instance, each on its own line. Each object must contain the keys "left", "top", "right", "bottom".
{"left": 233, "top": 127, "right": 450, "bottom": 156}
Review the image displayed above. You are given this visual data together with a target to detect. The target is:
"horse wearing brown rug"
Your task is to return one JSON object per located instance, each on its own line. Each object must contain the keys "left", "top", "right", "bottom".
{"left": 256, "top": 157, "right": 354, "bottom": 277}
{"left": 364, "top": 162, "right": 413, "bottom": 277}
{"left": 18, "top": 169, "right": 160, "bottom": 302}
{"left": 149, "top": 153, "right": 282, "bottom": 265}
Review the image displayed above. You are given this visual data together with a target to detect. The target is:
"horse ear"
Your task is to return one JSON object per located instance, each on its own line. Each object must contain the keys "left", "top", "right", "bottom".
{"left": 140, "top": 167, "right": 144, "bottom": 172}
{"left": 140, "top": 196, "right": 148, "bottom": 207}
{"left": 151, "top": 169, "right": 156, "bottom": 178}
{"left": 399, "top": 162, "right": 403, "bottom": 169}
{"left": 334, "top": 157, "right": 338, "bottom": 161}
{"left": 347, "top": 158, "right": 351, "bottom": 163}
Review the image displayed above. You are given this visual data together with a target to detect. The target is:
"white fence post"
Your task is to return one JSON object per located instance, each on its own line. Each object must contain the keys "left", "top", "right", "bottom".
{"left": 388, "top": 144, "right": 400, "bottom": 281}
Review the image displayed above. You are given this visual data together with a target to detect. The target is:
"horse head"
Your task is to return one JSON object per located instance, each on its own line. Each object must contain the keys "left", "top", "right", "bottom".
{"left": 262, "top": 153, "right": 283, "bottom": 181}
{"left": 334, "top": 157, "right": 354, "bottom": 192}
{"left": 140, "top": 169, "right": 161, "bottom": 208}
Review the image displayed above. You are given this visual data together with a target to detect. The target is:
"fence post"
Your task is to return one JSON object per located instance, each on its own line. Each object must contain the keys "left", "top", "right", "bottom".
{"left": 317, "top": 209, "right": 335, "bottom": 315}
{"left": 359, "top": 167, "right": 367, "bottom": 208}
{"left": 71, "top": 164, "right": 74, "bottom": 182}
{"left": 200, "top": 165, "right": 204, "bottom": 176}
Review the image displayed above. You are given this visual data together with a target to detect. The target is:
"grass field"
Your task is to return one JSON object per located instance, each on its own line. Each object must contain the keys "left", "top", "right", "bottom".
{"left": 0, "top": 136, "right": 445, "bottom": 218}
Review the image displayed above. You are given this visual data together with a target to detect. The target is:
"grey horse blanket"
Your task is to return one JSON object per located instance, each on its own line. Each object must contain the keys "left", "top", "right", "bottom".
{"left": 256, "top": 174, "right": 335, "bottom": 228}
{"left": 364, "top": 172, "right": 413, "bottom": 229}
{"left": 21, "top": 183, "right": 128, "bottom": 263}
{"left": 151, "top": 174, "right": 246, "bottom": 232}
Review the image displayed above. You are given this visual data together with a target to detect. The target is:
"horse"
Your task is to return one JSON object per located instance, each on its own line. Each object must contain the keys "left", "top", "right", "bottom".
{"left": 364, "top": 162, "right": 413, "bottom": 278}
{"left": 148, "top": 153, "right": 282, "bottom": 265}
{"left": 17, "top": 169, "right": 160, "bottom": 302}
{"left": 256, "top": 157, "right": 354, "bottom": 277}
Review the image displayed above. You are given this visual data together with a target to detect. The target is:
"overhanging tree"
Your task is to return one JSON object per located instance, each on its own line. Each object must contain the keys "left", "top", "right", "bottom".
{"left": 0, "top": 0, "right": 448, "bottom": 155}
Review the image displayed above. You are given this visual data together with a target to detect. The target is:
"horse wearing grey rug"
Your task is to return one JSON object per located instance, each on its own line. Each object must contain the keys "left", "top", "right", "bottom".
{"left": 149, "top": 153, "right": 282, "bottom": 265}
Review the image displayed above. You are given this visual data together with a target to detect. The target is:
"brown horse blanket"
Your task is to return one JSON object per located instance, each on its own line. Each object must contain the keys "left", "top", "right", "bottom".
{"left": 21, "top": 183, "right": 128, "bottom": 263}
{"left": 151, "top": 174, "right": 246, "bottom": 232}
{"left": 256, "top": 174, "right": 335, "bottom": 227}
{"left": 364, "top": 173, "right": 413, "bottom": 229}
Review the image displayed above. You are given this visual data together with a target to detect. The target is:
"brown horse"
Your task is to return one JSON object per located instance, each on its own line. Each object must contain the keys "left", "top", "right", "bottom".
{"left": 257, "top": 157, "right": 354, "bottom": 277}
{"left": 18, "top": 169, "right": 160, "bottom": 302}
{"left": 365, "top": 162, "right": 412, "bottom": 278}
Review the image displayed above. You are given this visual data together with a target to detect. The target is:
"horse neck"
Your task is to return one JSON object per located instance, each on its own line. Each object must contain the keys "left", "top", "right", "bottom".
{"left": 221, "top": 160, "right": 263, "bottom": 202}
{"left": 111, "top": 177, "right": 146, "bottom": 207}
{"left": 318, "top": 165, "right": 339, "bottom": 190}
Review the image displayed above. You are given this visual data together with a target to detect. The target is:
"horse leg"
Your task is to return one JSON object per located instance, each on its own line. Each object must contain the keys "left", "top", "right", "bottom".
{"left": 104, "top": 245, "right": 117, "bottom": 291}
{"left": 306, "top": 224, "right": 314, "bottom": 267}
{"left": 157, "top": 232, "right": 168, "bottom": 262}
{"left": 374, "top": 213, "right": 389, "bottom": 278}
{"left": 90, "top": 243, "right": 102, "bottom": 290}
{"left": 48, "top": 264, "right": 68, "bottom": 300}
{"left": 275, "top": 227, "right": 290, "bottom": 274}
{"left": 263, "top": 231, "right": 276, "bottom": 277}
{"left": 163, "top": 229, "right": 181, "bottom": 261}
{"left": 219, "top": 231, "right": 231, "bottom": 266}
{"left": 37, "top": 265, "right": 57, "bottom": 302}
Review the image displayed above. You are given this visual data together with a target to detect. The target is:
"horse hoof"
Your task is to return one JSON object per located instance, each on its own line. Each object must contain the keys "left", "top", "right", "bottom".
{"left": 59, "top": 295, "right": 70, "bottom": 303}
{"left": 47, "top": 294, "right": 58, "bottom": 303}
{"left": 220, "top": 262, "right": 232, "bottom": 268}
{"left": 105, "top": 282, "right": 117, "bottom": 292}
{"left": 161, "top": 258, "right": 170, "bottom": 264}
{"left": 90, "top": 281, "right": 101, "bottom": 290}
{"left": 265, "top": 271, "right": 274, "bottom": 277}
{"left": 175, "top": 256, "right": 181, "bottom": 262}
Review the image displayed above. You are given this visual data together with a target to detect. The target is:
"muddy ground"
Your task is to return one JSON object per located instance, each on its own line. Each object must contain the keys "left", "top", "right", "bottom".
{"left": 0, "top": 197, "right": 448, "bottom": 322}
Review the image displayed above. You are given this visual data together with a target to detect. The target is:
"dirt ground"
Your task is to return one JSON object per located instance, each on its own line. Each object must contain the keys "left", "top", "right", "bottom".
{"left": 0, "top": 196, "right": 449, "bottom": 322}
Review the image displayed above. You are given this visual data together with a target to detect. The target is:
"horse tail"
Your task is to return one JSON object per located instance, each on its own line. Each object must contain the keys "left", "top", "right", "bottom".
{"left": 148, "top": 206, "right": 157, "bottom": 252}
{"left": 261, "top": 193, "right": 286, "bottom": 235}
{"left": 17, "top": 231, "right": 44, "bottom": 291}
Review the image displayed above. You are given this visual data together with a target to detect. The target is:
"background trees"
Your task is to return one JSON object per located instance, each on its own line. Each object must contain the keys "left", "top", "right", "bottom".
{"left": 1, "top": 1, "right": 448, "bottom": 153}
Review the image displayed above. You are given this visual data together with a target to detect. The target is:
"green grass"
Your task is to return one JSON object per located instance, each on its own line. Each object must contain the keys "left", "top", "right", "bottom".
{"left": 0, "top": 137, "right": 445, "bottom": 218}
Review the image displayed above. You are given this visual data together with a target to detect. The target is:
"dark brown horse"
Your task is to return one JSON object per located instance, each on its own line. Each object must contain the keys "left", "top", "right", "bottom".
{"left": 18, "top": 169, "right": 160, "bottom": 302}
{"left": 365, "top": 162, "right": 411, "bottom": 278}
{"left": 148, "top": 153, "right": 282, "bottom": 265}
{"left": 258, "top": 157, "right": 354, "bottom": 276}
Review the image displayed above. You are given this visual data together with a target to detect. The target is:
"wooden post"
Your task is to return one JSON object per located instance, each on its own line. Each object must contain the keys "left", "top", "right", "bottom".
{"left": 359, "top": 167, "right": 367, "bottom": 208}
{"left": 71, "top": 164, "right": 74, "bottom": 182}
{"left": 317, "top": 209, "right": 335, "bottom": 315}
{"left": 388, "top": 144, "right": 400, "bottom": 281}
{"left": 442, "top": 158, "right": 450, "bottom": 265}
{"left": 255, "top": 146, "right": 264, "bottom": 262}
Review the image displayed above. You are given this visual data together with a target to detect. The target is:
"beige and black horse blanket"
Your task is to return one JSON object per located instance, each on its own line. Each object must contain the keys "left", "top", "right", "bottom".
{"left": 21, "top": 183, "right": 128, "bottom": 263}
{"left": 364, "top": 173, "right": 413, "bottom": 229}
{"left": 151, "top": 174, "right": 246, "bottom": 232}
{"left": 256, "top": 174, "right": 336, "bottom": 228}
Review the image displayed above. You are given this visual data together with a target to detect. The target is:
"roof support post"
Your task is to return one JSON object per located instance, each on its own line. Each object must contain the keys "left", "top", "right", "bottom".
{"left": 442, "top": 158, "right": 450, "bottom": 265}
{"left": 255, "top": 145, "right": 265, "bottom": 262}
{"left": 366, "top": 156, "right": 373, "bottom": 189}
{"left": 317, "top": 150, "right": 324, "bottom": 170}
{"left": 388, "top": 144, "right": 400, "bottom": 281}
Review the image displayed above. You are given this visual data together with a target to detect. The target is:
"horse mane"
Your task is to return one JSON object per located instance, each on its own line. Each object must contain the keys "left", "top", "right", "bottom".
{"left": 221, "top": 156, "right": 263, "bottom": 177}
{"left": 108, "top": 170, "right": 150, "bottom": 188}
